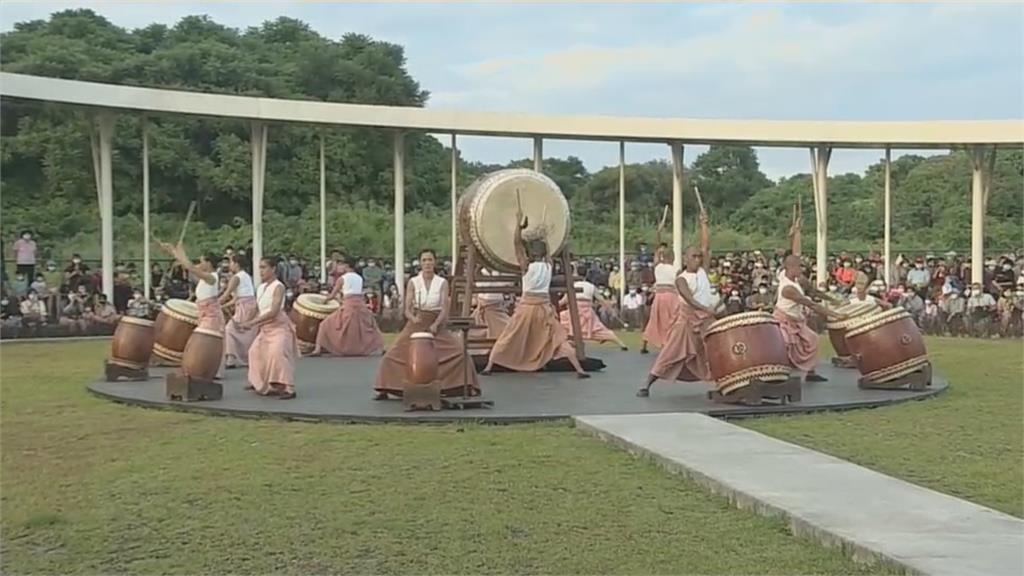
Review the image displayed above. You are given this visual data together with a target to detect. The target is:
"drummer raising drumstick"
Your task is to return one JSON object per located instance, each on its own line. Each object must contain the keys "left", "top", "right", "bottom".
{"left": 774, "top": 203, "right": 847, "bottom": 382}
{"left": 638, "top": 210, "right": 715, "bottom": 397}
{"left": 159, "top": 240, "right": 226, "bottom": 378}
{"left": 641, "top": 206, "right": 682, "bottom": 354}
{"left": 483, "top": 201, "right": 590, "bottom": 378}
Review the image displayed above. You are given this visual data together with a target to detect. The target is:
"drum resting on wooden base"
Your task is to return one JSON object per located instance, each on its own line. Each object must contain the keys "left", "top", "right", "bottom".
{"left": 458, "top": 169, "right": 571, "bottom": 273}
{"left": 109, "top": 317, "right": 155, "bottom": 370}
{"left": 845, "top": 307, "right": 929, "bottom": 384}
{"left": 181, "top": 327, "right": 224, "bottom": 382}
{"left": 704, "top": 312, "right": 791, "bottom": 395}
{"left": 152, "top": 299, "right": 199, "bottom": 365}
{"left": 289, "top": 293, "right": 340, "bottom": 351}
{"left": 826, "top": 300, "right": 879, "bottom": 358}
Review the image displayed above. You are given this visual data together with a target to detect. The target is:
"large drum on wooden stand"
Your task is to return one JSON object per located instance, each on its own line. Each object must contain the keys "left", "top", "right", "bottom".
{"left": 289, "top": 293, "right": 340, "bottom": 352}
{"left": 153, "top": 299, "right": 199, "bottom": 365}
{"left": 704, "top": 312, "right": 791, "bottom": 395}
{"left": 110, "top": 317, "right": 155, "bottom": 370}
{"left": 181, "top": 327, "right": 224, "bottom": 381}
{"left": 826, "top": 300, "right": 879, "bottom": 358}
{"left": 845, "top": 307, "right": 929, "bottom": 384}
{"left": 458, "top": 169, "right": 571, "bottom": 273}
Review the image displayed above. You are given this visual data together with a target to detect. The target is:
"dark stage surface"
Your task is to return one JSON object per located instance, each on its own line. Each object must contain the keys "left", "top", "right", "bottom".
{"left": 89, "top": 347, "right": 948, "bottom": 423}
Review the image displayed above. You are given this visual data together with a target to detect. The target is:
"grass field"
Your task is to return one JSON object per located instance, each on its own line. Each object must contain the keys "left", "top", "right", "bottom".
{"left": 1, "top": 341, "right": 882, "bottom": 575}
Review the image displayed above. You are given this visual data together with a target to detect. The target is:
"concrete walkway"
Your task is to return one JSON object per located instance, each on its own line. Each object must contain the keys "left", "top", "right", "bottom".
{"left": 575, "top": 413, "right": 1023, "bottom": 576}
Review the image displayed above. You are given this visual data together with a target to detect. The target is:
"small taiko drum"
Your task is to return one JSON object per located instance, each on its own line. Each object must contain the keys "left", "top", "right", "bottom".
{"left": 180, "top": 327, "right": 224, "bottom": 381}
{"left": 845, "top": 307, "right": 929, "bottom": 384}
{"left": 704, "top": 312, "right": 791, "bottom": 395}
{"left": 289, "top": 294, "right": 340, "bottom": 352}
{"left": 152, "top": 299, "right": 199, "bottom": 365}
{"left": 407, "top": 332, "right": 439, "bottom": 385}
{"left": 109, "top": 317, "right": 155, "bottom": 370}
{"left": 826, "top": 300, "right": 879, "bottom": 358}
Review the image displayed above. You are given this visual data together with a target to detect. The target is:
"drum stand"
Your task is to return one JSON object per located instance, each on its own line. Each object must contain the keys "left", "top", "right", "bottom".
{"left": 708, "top": 376, "right": 802, "bottom": 406}
{"left": 166, "top": 372, "right": 223, "bottom": 402}
{"left": 857, "top": 361, "right": 932, "bottom": 391}
{"left": 104, "top": 359, "right": 149, "bottom": 382}
{"left": 442, "top": 317, "right": 494, "bottom": 410}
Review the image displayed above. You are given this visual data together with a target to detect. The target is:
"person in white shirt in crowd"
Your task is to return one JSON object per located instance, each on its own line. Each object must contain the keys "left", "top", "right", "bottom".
{"left": 19, "top": 289, "right": 47, "bottom": 329}
{"left": 126, "top": 289, "right": 150, "bottom": 319}
{"left": 966, "top": 282, "right": 997, "bottom": 338}
{"left": 621, "top": 287, "right": 645, "bottom": 331}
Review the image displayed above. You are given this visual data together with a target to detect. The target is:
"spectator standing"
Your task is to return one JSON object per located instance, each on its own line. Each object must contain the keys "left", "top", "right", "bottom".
{"left": 621, "top": 288, "right": 645, "bottom": 331}
{"left": 907, "top": 259, "right": 931, "bottom": 293}
{"left": 608, "top": 265, "right": 622, "bottom": 296}
{"left": 12, "top": 230, "right": 37, "bottom": 282}
{"left": 63, "top": 255, "right": 90, "bottom": 294}
{"left": 362, "top": 259, "right": 384, "bottom": 295}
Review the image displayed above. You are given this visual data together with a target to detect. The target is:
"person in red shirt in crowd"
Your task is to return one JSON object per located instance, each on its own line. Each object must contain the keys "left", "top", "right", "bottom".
{"left": 834, "top": 259, "right": 856, "bottom": 290}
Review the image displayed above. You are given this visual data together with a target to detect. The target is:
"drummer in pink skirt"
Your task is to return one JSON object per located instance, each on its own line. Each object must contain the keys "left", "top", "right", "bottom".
{"left": 638, "top": 212, "right": 715, "bottom": 397}
{"left": 640, "top": 210, "right": 683, "bottom": 354}
{"left": 160, "top": 241, "right": 225, "bottom": 378}
{"left": 558, "top": 272, "right": 628, "bottom": 350}
{"left": 311, "top": 257, "right": 384, "bottom": 357}
{"left": 220, "top": 254, "right": 258, "bottom": 368}
{"left": 240, "top": 257, "right": 298, "bottom": 399}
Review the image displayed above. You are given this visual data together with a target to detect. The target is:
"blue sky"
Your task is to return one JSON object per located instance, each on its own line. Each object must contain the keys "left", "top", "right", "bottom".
{"left": 2, "top": 1, "right": 1022, "bottom": 179}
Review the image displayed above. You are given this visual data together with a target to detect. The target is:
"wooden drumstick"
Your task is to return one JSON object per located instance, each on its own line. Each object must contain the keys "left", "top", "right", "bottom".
{"left": 659, "top": 205, "right": 669, "bottom": 228}
{"left": 692, "top": 185, "right": 706, "bottom": 216}
{"left": 177, "top": 201, "right": 197, "bottom": 246}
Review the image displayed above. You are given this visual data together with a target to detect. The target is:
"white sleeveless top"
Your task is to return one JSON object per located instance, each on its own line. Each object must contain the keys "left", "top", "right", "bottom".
{"left": 234, "top": 271, "right": 255, "bottom": 298}
{"left": 477, "top": 269, "right": 505, "bottom": 303}
{"left": 257, "top": 279, "right": 283, "bottom": 313}
{"left": 775, "top": 271, "right": 806, "bottom": 320}
{"left": 522, "top": 262, "right": 552, "bottom": 294}
{"left": 411, "top": 274, "right": 445, "bottom": 311}
{"left": 574, "top": 280, "right": 597, "bottom": 301}
{"left": 679, "top": 268, "right": 712, "bottom": 307}
{"left": 195, "top": 270, "right": 219, "bottom": 301}
{"left": 654, "top": 263, "right": 676, "bottom": 286}
{"left": 341, "top": 271, "right": 363, "bottom": 296}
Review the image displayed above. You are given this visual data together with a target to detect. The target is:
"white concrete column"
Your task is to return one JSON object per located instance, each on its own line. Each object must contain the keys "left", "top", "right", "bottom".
{"left": 451, "top": 133, "right": 458, "bottom": 267}
{"left": 250, "top": 122, "right": 268, "bottom": 280}
{"left": 319, "top": 133, "right": 327, "bottom": 285}
{"left": 96, "top": 113, "right": 116, "bottom": 301}
{"left": 618, "top": 141, "right": 626, "bottom": 302}
{"left": 969, "top": 146, "right": 987, "bottom": 285}
{"left": 142, "top": 118, "right": 151, "bottom": 299}
{"left": 810, "top": 146, "right": 832, "bottom": 287}
{"left": 883, "top": 146, "right": 891, "bottom": 286}
{"left": 394, "top": 131, "right": 406, "bottom": 299}
{"left": 670, "top": 141, "right": 684, "bottom": 272}
{"left": 533, "top": 137, "right": 543, "bottom": 172}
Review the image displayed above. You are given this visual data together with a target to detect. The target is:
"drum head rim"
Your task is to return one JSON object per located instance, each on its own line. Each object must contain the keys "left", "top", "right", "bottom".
{"left": 845, "top": 307, "right": 912, "bottom": 338}
{"left": 706, "top": 311, "right": 776, "bottom": 336}
{"left": 410, "top": 332, "right": 435, "bottom": 339}
{"left": 119, "top": 317, "right": 155, "bottom": 327}
{"left": 192, "top": 327, "right": 225, "bottom": 338}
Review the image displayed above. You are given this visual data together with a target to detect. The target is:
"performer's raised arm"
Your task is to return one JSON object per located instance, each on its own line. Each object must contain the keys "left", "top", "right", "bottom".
{"left": 655, "top": 206, "right": 669, "bottom": 263}
{"left": 788, "top": 203, "right": 802, "bottom": 256}
{"left": 160, "top": 241, "right": 216, "bottom": 285}
{"left": 513, "top": 209, "right": 529, "bottom": 273}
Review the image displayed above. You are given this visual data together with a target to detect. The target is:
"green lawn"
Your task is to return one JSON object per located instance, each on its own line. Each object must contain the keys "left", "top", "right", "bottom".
{"left": 1, "top": 341, "right": 883, "bottom": 575}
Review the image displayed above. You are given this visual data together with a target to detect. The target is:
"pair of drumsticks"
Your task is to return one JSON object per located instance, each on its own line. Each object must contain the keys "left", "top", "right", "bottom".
{"left": 657, "top": 186, "right": 708, "bottom": 228}
{"left": 515, "top": 189, "right": 549, "bottom": 232}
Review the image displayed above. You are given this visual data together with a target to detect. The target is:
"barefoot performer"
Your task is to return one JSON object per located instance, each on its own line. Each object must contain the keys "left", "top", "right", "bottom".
{"left": 641, "top": 206, "right": 682, "bottom": 354}
{"left": 374, "top": 249, "right": 479, "bottom": 398}
{"left": 559, "top": 273, "right": 628, "bottom": 350}
{"left": 241, "top": 257, "right": 298, "bottom": 399}
{"left": 483, "top": 204, "right": 590, "bottom": 378}
{"left": 638, "top": 211, "right": 715, "bottom": 397}
{"left": 775, "top": 203, "right": 846, "bottom": 382}
{"left": 159, "top": 241, "right": 225, "bottom": 377}
{"left": 220, "top": 254, "right": 257, "bottom": 368}
{"left": 470, "top": 268, "right": 511, "bottom": 340}
{"left": 312, "top": 257, "right": 385, "bottom": 357}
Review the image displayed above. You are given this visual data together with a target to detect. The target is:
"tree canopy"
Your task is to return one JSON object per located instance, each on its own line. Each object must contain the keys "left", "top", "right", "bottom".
{"left": 1, "top": 10, "right": 1020, "bottom": 260}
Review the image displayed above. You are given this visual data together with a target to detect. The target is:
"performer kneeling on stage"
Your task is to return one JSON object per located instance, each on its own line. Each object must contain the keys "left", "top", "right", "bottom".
{"left": 241, "top": 257, "right": 298, "bottom": 399}
{"left": 160, "top": 241, "right": 224, "bottom": 378}
{"left": 220, "top": 254, "right": 257, "bottom": 368}
{"left": 638, "top": 212, "right": 714, "bottom": 397}
{"left": 483, "top": 208, "right": 590, "bottom": 378}
{"left": 775, "top": 205, "right": 846, "bottom": 382}
{"left": 558, "top": 272, "right": 628, "bottom": 350}
{"left": 312, "top": 257, "right": 385, "bottom": 357}
{"left": 374, "top": 249, "right": 479, "bottom": 399}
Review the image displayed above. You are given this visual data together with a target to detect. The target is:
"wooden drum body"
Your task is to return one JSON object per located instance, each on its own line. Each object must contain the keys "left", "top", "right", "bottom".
{"left": 458, "top": 169, "right": 571, "bottom": 273}
{"left": 289, "top": 294, "right": 340, "bottom": 351}
{"left": 826, "top": 300, "right": 879, "bottom": 358}
{"left": 407, "top": 332, "right": 439, "bottom": 385}
{"left": 845, "top": 307, "right": 929, "bottom": 384}
{"left": 153, "top": 299, "right": 199, "bottom": 366}
{"left": 704, "top": 312, "right": 791, "bottom": 395}
{"left": 110, "top": 317, "right": 155, "bottom": 370}
{"left": 181, "top": 327, "right": 224, "bottom": 381}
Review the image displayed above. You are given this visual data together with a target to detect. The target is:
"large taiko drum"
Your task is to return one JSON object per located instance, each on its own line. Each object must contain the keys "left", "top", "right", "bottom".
{"left": 109, "top": 317, "right": 155, "bottom": 370}
{"left": 152, "top": 299, "right": 199, "bottom": 365}
{"left": 407, "top": 332, "right": 439, "bottom": 385}
{"left": 289, "top": 293, "right": 340, "bottom": 352}
{"left": 704, "top": 312, "right": 791, "bottom": 395}
{"left": 458, "top": 169, "right": 571, "bottom": 273}
{"left": 845, "top": 307, "right": 929, "bottom": 384}
{"left": 826, "top": 300, "right": 879, "bottom": 358}
{"left": 180, "top": 327, "right": 224, "bottom": 381}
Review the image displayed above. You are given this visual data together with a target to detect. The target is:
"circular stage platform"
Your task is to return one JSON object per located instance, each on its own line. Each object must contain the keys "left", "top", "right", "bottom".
{"left": 88, "top": 348, "right": 947, "bottom": 423}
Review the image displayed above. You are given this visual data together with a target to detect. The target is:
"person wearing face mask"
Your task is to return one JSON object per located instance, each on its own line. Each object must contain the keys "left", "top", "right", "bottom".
{"left": 19, "top": 289, "right": 47, "bottom": 330}
{"left": 966, "top": 283, "right": 996, "bottom": 338}
{"left": 746, "top": 283, "right": 773, "bottom": 313}
{"left": 707, "top": 285, "right": 724, "bottom": 315}
{"left": 621, "top": 287, "right": 645, "bottom": 331}
{"left": 922, "top": 297, "right": 939, "bottom": 335}
{"left": 30, "top": 273, "right": 47, "bottom": 296}
{"left": 127, "top": 289, "right": 150, "bottom": 319}
{"left": 997, "top": 289, "right": 1017, "bottom": 337}
{"left": 724, "top": 289, "right": 744, "bottom": 316}
{"left": 9, "top": 272, "right": 28, "bottom": 300}
{"left": 941, "top": 290, "right": 966, "bottom": 336}
{"left": 64, "top": 254, "right": 90, "bottom": 294}
{"left": 834, "top": 260, "right": 856, "bottom": 291}
{"left": 993, "top": 260, "right": 1016, "bottom": 293}
{"left": 907, "top": 259, "right": 931, "bottom": 292}
{"left": 12, "top": 230, "right": 37, "bottom": 284}
{"left": 751, "top": 260, "right": 771, "bottom": 287}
